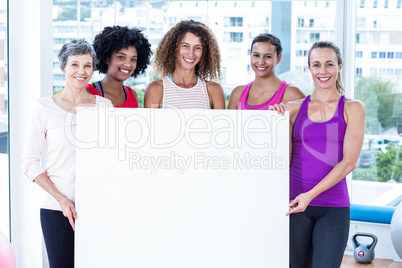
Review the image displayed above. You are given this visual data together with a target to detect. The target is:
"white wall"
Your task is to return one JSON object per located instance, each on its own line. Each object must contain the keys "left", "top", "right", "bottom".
{"left": 9, "top": 0, "right": 53, "bottom": 267}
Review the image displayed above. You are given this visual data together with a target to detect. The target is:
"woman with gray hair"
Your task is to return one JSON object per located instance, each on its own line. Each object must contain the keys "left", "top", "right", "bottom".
{"left": 22, "top": 39, "right": 111, "bottom": 268}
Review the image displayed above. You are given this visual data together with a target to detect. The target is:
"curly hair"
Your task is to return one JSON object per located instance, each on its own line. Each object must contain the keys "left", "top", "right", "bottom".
{"left": 93, "top": 25, "right": 152, "bottom": 78}
{"left": 153, "top": 20, "right": 221, "bottom": 82}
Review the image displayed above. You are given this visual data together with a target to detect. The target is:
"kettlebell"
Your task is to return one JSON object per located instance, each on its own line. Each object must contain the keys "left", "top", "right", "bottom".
{"left": 352, "top": 232, "right": 378, "bottom": 263}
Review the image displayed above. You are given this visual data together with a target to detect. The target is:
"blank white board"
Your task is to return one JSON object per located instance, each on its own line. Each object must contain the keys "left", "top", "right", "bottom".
{"left": 75, "top": 108, "right": 289, "bottom": 268}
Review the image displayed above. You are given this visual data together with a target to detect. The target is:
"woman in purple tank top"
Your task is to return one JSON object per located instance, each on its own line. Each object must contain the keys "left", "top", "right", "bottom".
{"left": 228, "top": 33, "right": 305, "bottom": 110}
{"left": 271, "top": 41, "right": 365, "bottom": 268}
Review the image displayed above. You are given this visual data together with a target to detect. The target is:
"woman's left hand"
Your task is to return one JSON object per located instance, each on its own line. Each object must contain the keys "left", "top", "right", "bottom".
{"left": 58, "top": 197, "right": 77, "bottom": 231}
{"left": 286, "top": 192, "right": 314, "bottom": 216}
{"left": 268, "top": 102, "right": 288, "bottom": 115}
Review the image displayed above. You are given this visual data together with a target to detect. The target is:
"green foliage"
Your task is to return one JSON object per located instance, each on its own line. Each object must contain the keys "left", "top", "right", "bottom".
{"left": 354, "top": 77, "right": 397, "bottom": 134}
{"left": 353, "top": 165, "right": 378, "bottom": 182}
{"left": 53, "top": 89, "right": 62, "bottom": 95}
{"left": 353, "top": 143, "right": 402, "bottom": 183}
{"left": 375, "top": 143, "right": 402, "bottom": 182}
{"left": 132, "top": 87, "right": 145, "bottom": 108}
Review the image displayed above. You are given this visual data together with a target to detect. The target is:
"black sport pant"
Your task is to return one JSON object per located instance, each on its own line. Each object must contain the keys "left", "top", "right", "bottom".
{"left": 290, "top": 206, "right": 350, "bottom": 268}
{"left": 40, "top": 208, "right": 74, "bottom": 268}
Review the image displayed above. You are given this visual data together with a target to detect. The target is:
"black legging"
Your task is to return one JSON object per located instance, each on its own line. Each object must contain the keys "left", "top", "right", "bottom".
{"left": 40, "top": 208, "right": 74, "bottom": 268}
{"left": 290, "top": 206, "right": 350, "bottom": 268}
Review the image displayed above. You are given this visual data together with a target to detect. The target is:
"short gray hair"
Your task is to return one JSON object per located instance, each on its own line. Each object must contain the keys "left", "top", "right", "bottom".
{"left": 58, "top": 39, "right": 96, "bottom": 69}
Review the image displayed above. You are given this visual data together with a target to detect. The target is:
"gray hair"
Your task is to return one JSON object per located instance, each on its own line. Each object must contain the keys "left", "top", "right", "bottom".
{"left": 58, "top": 39, "right": 96, "bottom": 69}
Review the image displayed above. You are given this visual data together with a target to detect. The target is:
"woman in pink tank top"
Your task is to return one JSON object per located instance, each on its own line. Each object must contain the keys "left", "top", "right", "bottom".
{"left": 228, "top": 33, "right": 305, "bottom": 110}
{"left": 271, "top": 41, "right": 366, "bottom": 267}
{"left": 144, "top": 20, "right": 225, "bottom": 109}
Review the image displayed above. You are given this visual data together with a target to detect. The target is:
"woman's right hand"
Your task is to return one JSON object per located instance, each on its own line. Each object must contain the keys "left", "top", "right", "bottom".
{"left": 268, "top": 102, "right": 288, "bottom": 115}
{"left": 58, "top": 197, "right": 77, "bottom": 231}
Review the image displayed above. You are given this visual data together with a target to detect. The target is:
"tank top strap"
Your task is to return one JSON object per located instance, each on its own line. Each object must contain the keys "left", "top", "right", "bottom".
{"left": 272, "top": 81, "right": 289, "bottom": 101}
{"left": 238, "top": 82, "right": 253, "bottom": 110}
{"left": 336, "top": 95, "right": 346, "bottom": 117}
{"left": 299, "top": 95, "right": 311, "bottom": 115}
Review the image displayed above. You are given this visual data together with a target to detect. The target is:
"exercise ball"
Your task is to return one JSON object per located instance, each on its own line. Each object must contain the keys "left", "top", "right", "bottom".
{"left": 0, "top": 230, "right": 16, "bottom": 268}
{"left": 391, "top": 202, "right": 402, "bottom": 259}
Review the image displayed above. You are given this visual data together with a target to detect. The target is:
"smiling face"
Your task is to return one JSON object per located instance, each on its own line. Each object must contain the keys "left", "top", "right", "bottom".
{"left": 107, "top": 46, "right": 138, "bottom": 81}
{"left": 308, "top": 47, "right": 342, "bottom": 90}
{"left": 177, "top": 32, "right": 203, "bottom": 71}
{"left": 250, "top": 42, "right": 281, "bottom": 78}
{"left": 62, "top": 53, "right": 94, "bottom": 90}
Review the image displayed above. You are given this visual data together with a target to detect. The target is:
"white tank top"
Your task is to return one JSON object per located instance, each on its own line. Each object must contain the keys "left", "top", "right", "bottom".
{"left": 161, "top": 76, "right": 211, "bottom": 109}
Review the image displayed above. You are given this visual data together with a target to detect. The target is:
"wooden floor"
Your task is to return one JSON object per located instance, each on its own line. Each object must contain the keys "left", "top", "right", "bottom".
{"left": 341, "top": 255, "right": 402, "bottom": 268}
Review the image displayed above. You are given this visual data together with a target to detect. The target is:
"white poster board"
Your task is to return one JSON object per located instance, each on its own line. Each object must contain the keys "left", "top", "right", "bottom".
{"left": 75, "top": 108, "right": 289, "bottom": 268}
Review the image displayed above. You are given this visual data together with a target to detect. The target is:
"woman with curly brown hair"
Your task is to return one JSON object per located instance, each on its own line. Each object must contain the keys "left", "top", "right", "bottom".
{"left": 144, "top": 20, "right": 225, "bottom": 109}
{"left": 87, "top": 25, "right": 152, "bottom": 107}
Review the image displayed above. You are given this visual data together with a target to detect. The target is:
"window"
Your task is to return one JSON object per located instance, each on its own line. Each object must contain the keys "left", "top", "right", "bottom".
{"left": 354, "top": 0, "right": 402, "bottom": 209}
{"left": 356, "top": 33, "right": 360, "bottom": 43}
{"left": 309, "top": 19, "right": 314, "bottom": 27}
{"left": 396, "top": 69, "right": 402, "bottom": 75}
{"left": 356, "top": 68, "right": 362, "bottom": 77}
{"left": 360, "top": 0, "right": 365, "bottom": 8}
{"left": 398, "top": 0, "right": 401, "bottom": 8}
{"left": 356, "top": 51, "right": 363, "bottom": 58}
{"left": 310, "top": 33, "right": 320, "bottom": 42}
{"left": 298, "top": 18, "right": 304, "bottom": 27}
{"left": 225, "top": 32, "right": 243, "bottom": 42}
{"left": 225, "top": 17, "right": 243, "bottom": 27}
{"left": 296, "top": 50, "right": 303, "bottom": 57}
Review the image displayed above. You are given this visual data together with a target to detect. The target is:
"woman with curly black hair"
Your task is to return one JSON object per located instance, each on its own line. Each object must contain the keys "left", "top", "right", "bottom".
{"left": 86, "top": 26, "right": 152, "bottom": 107}
{"left": 144, "top": 20, "right": 225, "bottom": 109}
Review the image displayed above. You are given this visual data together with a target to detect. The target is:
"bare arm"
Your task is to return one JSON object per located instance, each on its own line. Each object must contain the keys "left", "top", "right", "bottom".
{"left": 287, "top": 100, "right": 366, "bottom": 215}
{"left": 144, "top": 80, "right": 163, "bottom": 108}
{"left": 206, "top": 81, "right": 225, "bottom": 109}
{"left": 228, "top": 86, "right": 245, "bottom": 110}
{"left": 281, "top": 86, "right": 306, "bottom": 103}
{"left": 34, "top": 173, "right": 77, "bottom": 230}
